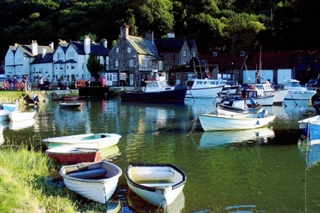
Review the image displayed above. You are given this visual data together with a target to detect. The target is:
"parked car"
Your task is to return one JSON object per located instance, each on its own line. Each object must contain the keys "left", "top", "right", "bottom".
{"left": 306, "top": 78, "right": 319, "bottom": 87}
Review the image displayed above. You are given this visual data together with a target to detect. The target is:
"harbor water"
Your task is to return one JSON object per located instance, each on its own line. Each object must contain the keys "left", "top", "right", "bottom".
{"left": 1, "top": 98, "right": 319, "bottom": 212}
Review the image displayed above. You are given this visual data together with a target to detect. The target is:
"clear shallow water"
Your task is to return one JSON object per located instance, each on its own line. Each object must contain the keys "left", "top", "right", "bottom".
{"left": 1, "top": 98, "right": 319, "bottom": 212}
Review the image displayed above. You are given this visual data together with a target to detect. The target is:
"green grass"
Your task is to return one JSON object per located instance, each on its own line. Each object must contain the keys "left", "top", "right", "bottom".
{"left": 0, "top": 91, "right": 25, "bottom": 103}
{"left": 0, "top": 142, "right": 106, "bottom": 213}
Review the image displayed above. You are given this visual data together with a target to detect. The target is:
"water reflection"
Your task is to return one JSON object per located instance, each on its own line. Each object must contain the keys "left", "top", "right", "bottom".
{"left": 127, "top": 190, "right": 185, "bottom": 213}
{"left": 199, "top": 127, "right": 275, "bottom": 148}
{"left": 9, "top": 119, "right": 35, "bottom": 130}
{"left": 1, "top": 98, "right": 320, "bottom": 212}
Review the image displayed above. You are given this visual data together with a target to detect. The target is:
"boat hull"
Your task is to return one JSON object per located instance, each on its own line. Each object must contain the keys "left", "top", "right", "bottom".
{"left": 272, "top": 89, "right": 288, "bottom": 105}
{"left": 285, "top": 90, "right": 315, "bottom": 100}
{"left": 125, "top": 163, "right": 187, "bottom": 207}
{"left": 63, "top": 96, "right": 79, "bottom": 101}
{"left": 0, "top": 110, "right": 10, "bottom": 121}
{"left": 42, "top": 133, "right": 121, "bottom": 149}
{"left": 59, "top": 161, "right": 122, "bottom": 204}
{"left": 199, "top": 111, "right": 276, "bottom": 131}
{"left": 120, "top": 86, "right": 187, "bottom": 103}
{"left": 186, "top": 86, "right": 224, "bottom": 98}
{"left": 59, "top": 102, "right": 82, "bottom": 109}
{"left": 46, "top": 146, "right": 101, "bottom": 164}
{"left": 8, "top": 111, "right": 36, "bottom": 121}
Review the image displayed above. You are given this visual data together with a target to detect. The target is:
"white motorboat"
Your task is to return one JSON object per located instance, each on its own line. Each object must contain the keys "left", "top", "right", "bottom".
{"left": 125, "top": 163, "right": 187, "bottom": 208}
{"left": 199, "top": 127, "right": 275, "bottom": 148}
{"left": 59, "top": 160, "right": 122, "bottom": 204}
{"left": 8, "top": 110, "right": 36, "bottom": 122}
{"left": 185, "top": 78, "right": 225, "bottom": 98}
{"left": 254, "top": 82, "right": 288, "bottom": 105}
{"left": 217, "top": 88, "right": 275, "bottom": 106}
{"left": 283, "top": 79, "right": 315, "bottom": 100}
{"left": 42, "top": 132, "right": 122, "bottom": 149}
{"left": 199, "top": 109, "right": 276, "bottom": 131}
{"left": 217, "top": 97, "right": 263, "bottom": 115}
{"left": 0, "top": 109, "right": 10, "bottom": 121}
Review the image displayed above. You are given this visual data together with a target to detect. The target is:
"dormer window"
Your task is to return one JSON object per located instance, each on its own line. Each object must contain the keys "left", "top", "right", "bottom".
{"left": 183, "top": 50, "right": 187, "bottom": 57}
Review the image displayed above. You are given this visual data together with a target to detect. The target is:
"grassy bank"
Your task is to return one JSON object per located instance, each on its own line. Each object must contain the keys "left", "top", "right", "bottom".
{"left": 0, "top": 142, "right": 106, "bottom": 213}
{"left": 0, "top": 91, "right": 25, "bottom": 103}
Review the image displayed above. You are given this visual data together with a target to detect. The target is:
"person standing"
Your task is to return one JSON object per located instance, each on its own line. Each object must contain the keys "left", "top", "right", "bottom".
{"left": 8, "top": 76, "right": 13, "bottom": 90}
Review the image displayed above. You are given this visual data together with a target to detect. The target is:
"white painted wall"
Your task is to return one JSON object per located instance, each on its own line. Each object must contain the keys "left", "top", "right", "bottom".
{"left": 277, "top": 69, "right": 292, "bottom": 84}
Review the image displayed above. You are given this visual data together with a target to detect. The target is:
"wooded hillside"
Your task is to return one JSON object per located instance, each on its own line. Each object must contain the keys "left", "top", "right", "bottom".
{"left": 0, "top": 0, "right": 319, "bottom": 59}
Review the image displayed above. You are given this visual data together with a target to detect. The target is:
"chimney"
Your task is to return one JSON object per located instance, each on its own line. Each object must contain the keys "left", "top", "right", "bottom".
{"left": 145, "top": 30, "right": 154, "bottom": 42}
{"left": 84, "top": 36, "right": 91, "bottom": 54}
{"left": 101, "top": 39, "right": 108, "bottom": 48}
{"left": 49, "top": 42, "right": 54, "bottom": 50}
{"left": 31, "top": 40, "right": 38, "bottom": 55}
{"left": 42, "top": 48, "right": 46, "bottom": 58}
{"left": 120, "top": 24, "right": 129, "bottom": 39}
{"left": 167, "top": 31, "right": 175, "bottom": 38}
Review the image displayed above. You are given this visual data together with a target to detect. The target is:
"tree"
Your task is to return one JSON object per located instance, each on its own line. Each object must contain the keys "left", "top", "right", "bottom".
{"left": 86, "top": 54, "right": 101, "bottom": 80}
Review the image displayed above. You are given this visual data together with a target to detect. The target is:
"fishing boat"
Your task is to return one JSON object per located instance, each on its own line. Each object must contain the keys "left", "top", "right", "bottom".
{"left": 216, "top": 97, "right": 263, "bottom": 115}
{"left": 59, "top": 102, "right": 83, "bottom": 109}
{"left": 125, "top": 163, "right": 187, "bottom": 208}
{"left": 199, "top": 128, "right": 275, "bottom": 148}
{"left": 298, "top": 115, "right": 320, "bottom": 141}
{"left": 0, "top": 109, "right": 10, "bottom": 121}
{"left": 42, "top": 133, "right": 122, "bottom": 149}
{"left": 8, "top": 111, "right": 36, "bottom": 122}
{"left": 120, "top": 72, "right": 187, "bottom": 103}
{"left": 199, "top": 109, "right": 275, "bottom": 131}
{"left": 185, "top": 78, "right": 225, "bottom": 98}
{"left": 46, "top": 146, "right": 101, "bottom": 164}
{"left": 217, "top": 87, "right": 275, "bottom": 106}
{"left": 59, "top": 160, "right": 122, "bottom": 204}
{"left": 254, "top": 82, "right": 288, "bottom": 105}
{"left": 283, "top": 79, "right": 315, "bottom": 100}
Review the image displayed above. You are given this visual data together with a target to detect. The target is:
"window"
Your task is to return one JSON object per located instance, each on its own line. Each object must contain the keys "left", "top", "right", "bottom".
{"left": 116, "top": 47, "right": 119, "bottom": 53}
{"left": 57, "top": 52, "right": 63, "bottom": 59}
{"left": 115, "top": 60, "right": 119, "bottom": 67}
{"left": 127, "top": 47, "right": 131, "bottom": 53}
{"left": 183, "top": 50, "right": 187, "bottom": 57}
{"left": 67, "top": 51, "right": 74, "bottom": 58}
{"left": 129, "top": 59, "right": 134, "bottom": 67}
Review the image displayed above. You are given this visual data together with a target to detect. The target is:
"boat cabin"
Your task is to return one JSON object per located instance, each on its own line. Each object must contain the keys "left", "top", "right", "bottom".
{"left": 186, "top": 79, "right": 226, "bottom": 89}
{"left": 143, "top": 80, "right": 175, "bottom": 92}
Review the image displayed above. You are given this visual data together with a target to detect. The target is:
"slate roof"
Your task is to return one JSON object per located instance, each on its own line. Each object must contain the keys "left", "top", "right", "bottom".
{"left": 9, "top": 44, "right": 54, "bottom": 57}
{"left": 31, "top": 53, "right": 53, "bottom": 64}
{"left": 126, "top": 36, "right": 162, "bottom": 59}
{"left": 70, "top": 41, "right": 109, "bottom": 56}
{"left": 154, "top": 37, "right": 187, "bottom": 52}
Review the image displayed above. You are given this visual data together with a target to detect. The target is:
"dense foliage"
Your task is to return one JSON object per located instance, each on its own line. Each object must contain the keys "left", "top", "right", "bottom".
{"left": 0, "top": 0, "right": 319, "bottom": 59}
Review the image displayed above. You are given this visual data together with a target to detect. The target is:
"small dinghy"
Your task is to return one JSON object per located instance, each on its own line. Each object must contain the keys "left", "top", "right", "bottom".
{"left": 42, "top": 133, "right": 122, "bottom": 149}
{"left": 59, "top": 102, "right": 82, "bottom": 109}
{"left": 46, "top": 146, "right": 101, "bottom": 164}
{"left": 59, "top": 160, "right": 122, "bottom": 204}
{"left": 125, "top": 163, "right": 187, "bottom": 208}
{"left": 8, "top": 111, "right": 36, "bottom": 122}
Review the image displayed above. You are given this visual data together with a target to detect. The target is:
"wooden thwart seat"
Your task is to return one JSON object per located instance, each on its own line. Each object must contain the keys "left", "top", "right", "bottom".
{"left": 68, "top": 168, "right": 107, "bottom": 179}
